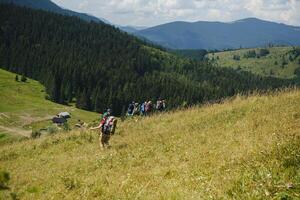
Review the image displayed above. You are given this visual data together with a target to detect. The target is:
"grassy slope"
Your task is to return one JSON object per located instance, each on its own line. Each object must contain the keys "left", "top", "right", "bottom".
{"left": 0, "top": 89, "right": 299, "bottom": 199}
{"left": 0, "top": 69, "right": 99, "bottom": 143}
{"left": 207, "top": 46, "right": 300, "bottom": 79}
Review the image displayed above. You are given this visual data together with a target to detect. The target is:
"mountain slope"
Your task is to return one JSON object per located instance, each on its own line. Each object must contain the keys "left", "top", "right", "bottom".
{"left": 0, "top": 68, "right": 98, "bottom": 143}
{"left": 0, "top": 89, "right": 299, "bottom": 199}
{"left": 135, "top": 18, "right": 300, "bottom": 50}
{"left": 207, "top": 46, "right": 300, "bottom": 79}
{"left": 0, "top": 4, "right": 291, "bottom": 115}
{"left": 0, "top": 0, "right": 104, "bottom": 23}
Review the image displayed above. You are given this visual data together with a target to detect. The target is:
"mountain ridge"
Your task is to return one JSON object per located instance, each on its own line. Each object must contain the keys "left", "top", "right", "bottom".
{"left": 135, "top": 18, "right": 300, "bottom": 50}
{"left": 0, "top": 0, "right": 104, "bottom": 23}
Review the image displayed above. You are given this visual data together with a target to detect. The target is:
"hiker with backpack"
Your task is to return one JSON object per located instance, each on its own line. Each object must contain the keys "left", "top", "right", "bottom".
{"left": 133, "top": 102, "right": 140, "bottom": 115}
{"left": 145, "top": 101, "right": 153, "bottom": 115}
{"left": 162, "top": 99, "right": 166, "bottom": 111}
{"left": 156, "top": 99, "right": 163, "bottom": 111}
{"left": 127, "top": 101, "right": 135, "bottom": 116}
{"left": 140, "top": 101, "right": 147, "bottom": 116}
{"left": 90, "top": 109, "right": 117, "bottom": 149}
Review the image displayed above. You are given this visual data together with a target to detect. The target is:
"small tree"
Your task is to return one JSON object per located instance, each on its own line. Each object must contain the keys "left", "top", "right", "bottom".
{"left": 15, "top": 75, "right": 19, "bottom": 82}
{"left": 233, "top": 55, "right": 240, "bottom": 61}
{"left": 0, "top": 171, "right": 10, "bottom": 189}
{"left": 259, "top": 49, "right": 270, "bottom": 57}
{"left": 21, "top": 74, "right": 27, "bottom": 82}
{"left": 31, "top": 130, "right": 41, "bottom": 139}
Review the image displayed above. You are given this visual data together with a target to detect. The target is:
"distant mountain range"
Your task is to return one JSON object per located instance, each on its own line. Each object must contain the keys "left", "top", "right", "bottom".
{"left": 2, "top": 0, "right": 300, "bottom": 50}
{"left": 0, "top": 0, "right": 105, "bottom": 23}
{"left": 134, "top": 18, "right": 300, "bottom": 50}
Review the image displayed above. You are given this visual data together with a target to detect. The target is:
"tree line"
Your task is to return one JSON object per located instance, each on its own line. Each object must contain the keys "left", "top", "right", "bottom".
{"left": 0, "top": 4, "right": 296, "bottom": 115}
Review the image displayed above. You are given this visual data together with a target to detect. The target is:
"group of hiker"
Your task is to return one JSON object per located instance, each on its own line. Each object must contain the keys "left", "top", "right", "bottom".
{"left": 89, "top": 99, "right": 166, "bottom": 150}
{"left": 127, "top": 99, "right": 166, "bottom": 116}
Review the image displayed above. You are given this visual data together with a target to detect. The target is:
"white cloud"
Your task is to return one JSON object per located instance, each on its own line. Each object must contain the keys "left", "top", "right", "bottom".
{"left": 51, "top": 0, "right": 300, "bottom": 26}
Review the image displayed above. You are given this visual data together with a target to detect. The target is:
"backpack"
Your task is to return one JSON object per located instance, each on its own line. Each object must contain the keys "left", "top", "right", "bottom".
{"left": 102, "top": 116, "right": 117, "bottom": 134}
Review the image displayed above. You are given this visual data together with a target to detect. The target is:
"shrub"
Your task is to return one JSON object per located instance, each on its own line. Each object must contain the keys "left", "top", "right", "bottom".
{"left": 233, "top": 55, "right": 240, "bottom": 60}
{"left": 63, "top": 122, "right": 70, "bottom": 131}
{"left": 21, "top": 74, "right": 27, "bottom": 82}
{"left": 294, "top": 67, "right": 300, "bottom": 76}
{"left": 61, "top": 175, "right": 80, "bottom": 190}
{"left": 281, "top": 59, "right": 288, "bottom": 67}
{"left": 15, "top": 75, "right": 19, "bottom": 82}
{"left": 47, "top": 125, "right": 58, "bottom": 134}
{"left": 259, "top": 48, "right": 270, "bottom": 57}
{"left": 31, "top": 130, "right": 41, "bottom": 139}
{"left": 244, "top": 50, "right": 257, "bottom": 58}
{"left": 0, "top": 171, "right": 10, "bottom": 189}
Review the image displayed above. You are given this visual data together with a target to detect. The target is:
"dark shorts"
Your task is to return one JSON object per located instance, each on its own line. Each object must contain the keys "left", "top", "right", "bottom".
{"left": 101, "top": 132, "right": 110, "bottom": 144}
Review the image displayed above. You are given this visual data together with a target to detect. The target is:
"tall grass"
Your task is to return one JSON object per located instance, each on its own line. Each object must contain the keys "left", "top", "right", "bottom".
{"left": 0, "top": 89, "right": 299, "bottom": 199}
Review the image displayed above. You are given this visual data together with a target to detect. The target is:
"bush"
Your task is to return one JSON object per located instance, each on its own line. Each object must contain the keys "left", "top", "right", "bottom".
{"left": 61, "top": 175, "right": 80, "bottom": 190}
{"left": 294, "top": 67, "right": 300, "bottom": 76}
{"left": 47, "top": 125, "right": 58, "bottom": 134}
{"left": 15, "top": 75, "right": 19, "bottom": 82}
{"left": 31, "top": 130, "right": 41, "bottom": 139}
{"left": 259, "top": 49, "right": 270, "bottom": 57}
{"left": 233, "top": 55, "right": 240, "bottom": 61}
{"left": 63, "top": 122, "right": 70, "bottom": 131}
{"left": 21, "top": 74, "right": 27, "bottom": 82}
{"left": 0, "top": 171, "right": 10, "bottom": 189}
{"left": 244, "top": 50, "right": 257, "bottom": 58}
{"left": 281, "top": 59, "right": 288, "bottom": 67}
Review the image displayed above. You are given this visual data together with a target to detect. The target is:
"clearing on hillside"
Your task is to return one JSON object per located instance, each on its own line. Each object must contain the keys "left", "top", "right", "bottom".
{"left": 0, "top": 69, "right": 99, "bottom": 143}
{"left": 0, "top": 89, "right": 299, "bottom": 199}
{"left": 207, "top": 46, "right": 300, "bottom": 79}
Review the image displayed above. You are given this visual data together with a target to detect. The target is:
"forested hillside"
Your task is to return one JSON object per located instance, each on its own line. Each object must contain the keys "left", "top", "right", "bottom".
{"left": 0, "top": 0, "right": 104, "bottom": 23}
{"left": 0, "top": 4, "right": 293, "bottom": 115}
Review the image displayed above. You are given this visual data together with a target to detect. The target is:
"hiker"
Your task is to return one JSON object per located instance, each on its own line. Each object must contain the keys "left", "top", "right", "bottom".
{"left": 156, "top": 99, "right": 163, "bottom": 111}
{"left": 133, "top": 102, "right": 140, "bottom": 115}
{"left": 127, "top": 101, "right": 135, "bottom": 116}
{"left": 162, "top": 99, "right": 166, "bottom": 111}
{"left": 90, "top": 109, "right": 117, "bottom": 149}
{"left": 140, "top": 101, "right": 147, "bottom": 116}
{"left": 145, "top": 101, "right": 153, "bottom": 115}
{"left": 102, "top": 108, "right": 112, "bottom": 119}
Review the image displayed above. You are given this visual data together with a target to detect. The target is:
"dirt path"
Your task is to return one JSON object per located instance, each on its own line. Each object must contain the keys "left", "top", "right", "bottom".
{"left": 19, "top": 114, "right": 53, "bottom": 126}
{"left": 0, "top": 125, "right": 31, "bottom": 138}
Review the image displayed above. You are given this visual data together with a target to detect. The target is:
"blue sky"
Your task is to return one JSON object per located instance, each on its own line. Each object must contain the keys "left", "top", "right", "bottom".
{"left": 52, "top": 0, "right": 300, "bottom": 27}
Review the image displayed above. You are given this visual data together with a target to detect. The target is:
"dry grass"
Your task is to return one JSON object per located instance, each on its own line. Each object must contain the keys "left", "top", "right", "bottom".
{"left": 0, "top": 89, "right": 299, "bottom": 199}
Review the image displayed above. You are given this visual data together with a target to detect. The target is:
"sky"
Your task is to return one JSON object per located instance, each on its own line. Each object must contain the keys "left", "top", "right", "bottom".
{"left": 51, "top": 0, "right": 300, "bottom": 27}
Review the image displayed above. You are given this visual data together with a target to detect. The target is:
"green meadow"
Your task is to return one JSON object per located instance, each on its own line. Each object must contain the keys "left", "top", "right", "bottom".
{"left": 207, "top": 46, "right": 300, "bottom": 79}
{"left": 0, "top": 69, "right": 99, "bottom": 144}
{"left": 0, "top": 88, "right": 299, "bottom": 199}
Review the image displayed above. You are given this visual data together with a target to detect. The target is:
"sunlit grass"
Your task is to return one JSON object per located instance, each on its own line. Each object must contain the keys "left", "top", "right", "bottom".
{"left": 0, "top": 69, "right": 99, "bottom": 139}
{"left": 0, "top": 89, "right": 299, "bottom": 199}
{"left": 207, "top": 46, "right": 300, "bottom": 79}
